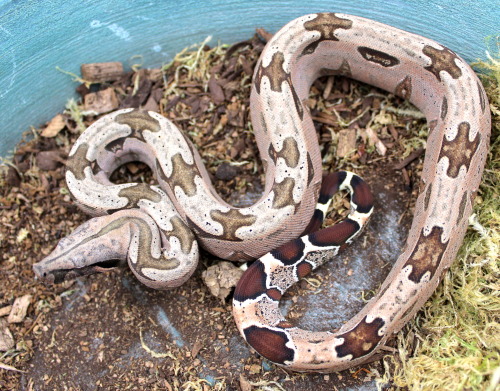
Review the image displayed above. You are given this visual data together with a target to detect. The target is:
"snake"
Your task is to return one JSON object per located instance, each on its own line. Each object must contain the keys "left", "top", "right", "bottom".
{"left": 32, "top": 13, "right": 490, "bottom": 372}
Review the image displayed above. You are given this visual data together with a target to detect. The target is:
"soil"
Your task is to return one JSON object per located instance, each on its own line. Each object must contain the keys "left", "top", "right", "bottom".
{"left": 0, "top": 31, "right": 426, "bottom": 390}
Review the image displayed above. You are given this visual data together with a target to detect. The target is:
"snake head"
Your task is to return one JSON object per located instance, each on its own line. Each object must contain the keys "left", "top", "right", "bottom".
{"left": 32, "top": 214, "right": 129, "bottom": 285}
{"left": 33, "top": 258, "right": 124, "bottom": 285}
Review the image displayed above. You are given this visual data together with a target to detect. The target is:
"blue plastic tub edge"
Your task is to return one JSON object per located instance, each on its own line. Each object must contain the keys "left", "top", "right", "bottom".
{"left": 1, "top": 0, "right": 498, "bottom": 157}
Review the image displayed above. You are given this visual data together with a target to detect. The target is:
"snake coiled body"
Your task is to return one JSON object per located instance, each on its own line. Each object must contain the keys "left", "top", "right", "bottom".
{"left": 33, "top": 13, "right": 490, "bottom": 372}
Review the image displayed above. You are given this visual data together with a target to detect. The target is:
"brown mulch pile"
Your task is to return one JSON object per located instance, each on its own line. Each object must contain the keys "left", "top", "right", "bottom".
{"left": 0, "top": 31, "right": 426, "bottom": 390}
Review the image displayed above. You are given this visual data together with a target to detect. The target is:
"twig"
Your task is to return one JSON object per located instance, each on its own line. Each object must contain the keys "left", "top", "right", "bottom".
{"left": 0, "top": 361, "right": 25, "bottom": 372}
{"left": 393, "top": 148, "right": 424, "bottom": 170}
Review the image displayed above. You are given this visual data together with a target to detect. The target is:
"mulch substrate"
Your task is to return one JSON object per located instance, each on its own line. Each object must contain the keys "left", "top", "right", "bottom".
{"left": 0, "top": 31, "right": 427, "bottom": 390}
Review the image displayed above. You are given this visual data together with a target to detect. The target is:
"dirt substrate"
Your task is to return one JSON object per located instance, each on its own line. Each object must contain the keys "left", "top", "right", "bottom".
{"left": 2, "top": 31, "right": 495, "bottom": 391}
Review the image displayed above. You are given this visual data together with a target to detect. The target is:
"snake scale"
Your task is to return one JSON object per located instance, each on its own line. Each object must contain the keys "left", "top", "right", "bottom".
{"left": 33, "top": 13, "right": 490, "bottom": 372}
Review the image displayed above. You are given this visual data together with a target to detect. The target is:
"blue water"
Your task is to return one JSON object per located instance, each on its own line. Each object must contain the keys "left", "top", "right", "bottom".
{"left": 0, "top": 0, "right": 498, "bottom": 156}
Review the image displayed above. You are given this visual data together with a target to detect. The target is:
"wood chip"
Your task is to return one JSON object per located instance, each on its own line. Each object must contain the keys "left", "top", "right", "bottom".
{"left": 229, "top": 137, "right": 244, "bottom": 159}
{"left": 142, "top": 95, "right": 159, "bottom": 112}
{"left": 208, "top": 75, "right": 225, "bottom": 104}
{"left": 84, "top": 87, "right": 119, "bottom": 114}
{"left": 190, "top": 340, "right": 203, "bottom": 358}
{"left": 41, "top": 114, "right": 66, "bottom": 137}
{"left": 366, "top": 127, "right": 387, "bottom": 156}
{"left": 201, "top": 262, "right": 244, "bottom": 301}
{"left": 393, "top": 147, "right": 424, "bottom": 170}
{"left": 248, "top": 364, "right": 261, "bottom": 374}
{"left": 312, "top": 112, "right": 338, "bottom": 126}
{"left": 125, "top": 162, "right": 140, "bottom": 174}
{"left": 0, "top": 306, "right": 12, "bottom": 317}
{"left": 0, "top": 319, "right": 14, "bottom": 351}
{"left": 227, "top": 102, "right": 245, "bottom": 127}
{"left": 402, "top": 167, "right": 411, "bottom": 187}
{"left": 255, "top": 28, "right": 273, "bottom": 42}
{"left": 7, "top": 294, "right": 32, "bottom": 324}
{"left": 336, "top": 129, "right": 357, "bottom": 158}
{"left": 81, "top": 62, "right": 124, "bottom": 83}
{"left": 323, "top": 75, "right": 334, "bottom": 99}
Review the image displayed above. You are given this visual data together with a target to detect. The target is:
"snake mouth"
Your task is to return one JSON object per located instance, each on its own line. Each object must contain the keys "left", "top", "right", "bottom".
{"left": 91, "top": 258, "right": 125, "bottom": 272}
{"left": 34, "top": 259, "right": 124, "bottom": 284}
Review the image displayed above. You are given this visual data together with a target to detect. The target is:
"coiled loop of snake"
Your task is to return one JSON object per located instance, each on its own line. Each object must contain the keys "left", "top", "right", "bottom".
{"left": 34, "top": 13, "right": 490, "bottom": 372}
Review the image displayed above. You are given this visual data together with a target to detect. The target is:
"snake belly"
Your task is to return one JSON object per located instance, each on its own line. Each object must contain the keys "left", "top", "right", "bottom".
{"left": 33, "top": 12, "right": 491, "bottom": 370}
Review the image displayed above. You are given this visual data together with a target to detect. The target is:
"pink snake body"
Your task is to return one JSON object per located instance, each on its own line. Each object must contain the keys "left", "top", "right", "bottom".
{"left": 34, "top": 13, "right": 490, "bottom": 372}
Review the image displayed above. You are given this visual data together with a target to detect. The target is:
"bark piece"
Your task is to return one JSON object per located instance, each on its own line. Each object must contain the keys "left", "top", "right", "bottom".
{"left": 7, "top": 294, "right": 32, "bottom": 324}
{"left": 336, "top": 129, "right": 357, "bottom": 158}
{"left": 84, "top": 88, "right": 119, "bottom": 114}
{"left": 81, "top": 62, "right": 124, "bottom": 83}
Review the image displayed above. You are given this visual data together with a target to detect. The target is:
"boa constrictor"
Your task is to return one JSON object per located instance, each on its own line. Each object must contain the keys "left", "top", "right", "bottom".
{"left": 33, "top": 13, "right": 491, "bottom": 372}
